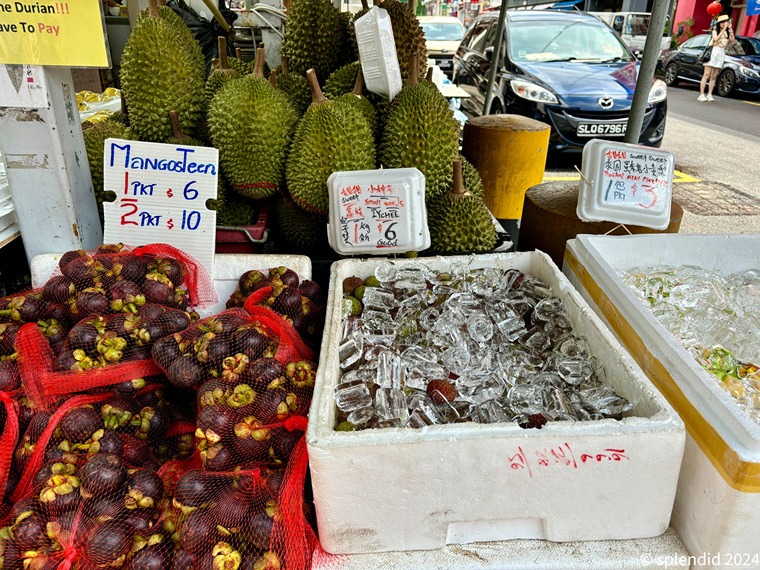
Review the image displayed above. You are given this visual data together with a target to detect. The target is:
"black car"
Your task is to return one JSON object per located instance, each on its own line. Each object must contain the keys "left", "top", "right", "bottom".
{"left": 453, "top": 10, "right": 668, "bottom": 152}
{"left": 662, "top": 34, "right": 760, "bottom": 97}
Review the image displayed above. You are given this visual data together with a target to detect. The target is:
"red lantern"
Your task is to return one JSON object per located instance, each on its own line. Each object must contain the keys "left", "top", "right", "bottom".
{"left": 707, "top": 1, "right": 722, "bottom": 16}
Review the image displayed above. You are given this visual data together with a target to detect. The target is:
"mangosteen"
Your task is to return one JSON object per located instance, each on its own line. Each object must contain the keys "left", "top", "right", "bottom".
{"left": 246, "top": 510, "right": 275, "bottom": 551}
{"left": 124, "top": 469, "right": 164, "bottom": 510}
{"left": 226, "top": 290, "right": 248, "bottom": 309}
{"left": 112, "top": 377, "right": 148, "bottom": 397}
{"left": 79, "top": 454, "right": 128, "bottom": 497}
{"left": 209, "top": 485, "right": 251, "bottom": 533}
{"left": 119, "top": 434, "right": 153, "bottom": 468}
{"left": 60, "top": 405, "right": 102, "bottom": 443}
{"left": 68, "top": 318, "right": 106, "bottom": 351}
{"left": 221, "top": 353, "right": 250, "bottom": 384}
{"left": 131, "top": 406, "right": 169, "bottom": 441}
{"left": 138, "top": 304, "right": 166, "bottom": 322}
{"left": 58, "top": 249, "right": 88, "bottom": 272}
{"left": 255, "top": 390, "right": 291, "bottom": 424}
{"left": 77, "top": 288, "right": 110, "bottom": 318}
{"left": 36, "top": 318, "right": 67, "bottom": 354}
{"left": 43, "top": 275, "right": 76, "bottom": 304}
{"left": 202, "top": 444, "right": 239, "bottom": 472}
{"left": 135, "top": 388, "right": 165, "bottom": 411}
{"left": 147, "top": 257, "right": 185, "bottom": 287}
{"left": 231, "top": 416, "right": 270, "bottom": 462}
{"left": 95, "top": 331, "right": 128, "bottom": 363}
{"left": 152, "top": 334, "right": 185, "bottom": 371}
{"left": 163, "top": 310, "right": 191, "bottom": 335}
{"left": 4, "top": 467, "right": 19, "bottom": 502}
{"left": 0, "top": 296, "right": 43, "bottom": 323}
{"left": 238, "top": 270, "right": 267, "bottom": 295}
{"left": 298, "top": 280, "right": 323, "bottom": 305}
{"left": 170, "top": 289, "right": 190, "bottom": 311}
{"left": 269, "top": 428, "right": 304, "bottom": 466}
{"left": 0, "top": 323, "right": 21, "bottom": 355}
{"left": 285, "top": 360, "right": 316, "bottom": 390}
{"left": 0, "top": 359, "right": 20, "bottom": 392}
{"left": 167, "top": 356, "right": 204, "bottom": 389}
{"left": 83, "top": 495, "right": 128, "bottom": 522}
{"left": 111, "top": 253, "right": 147, "bottom": 283}
{"left": 194, "top": 332, "right": 230, "bottom": 366}
{"left": 171, "top": 550, "right": 195, "bottom": 570}
{"left": 38, "top": 471, "right": 80, "bottom": 514}
{"left": 101, "top": 397, "right": 135, "bottom": 430}
{"left": 271, "top": 287, "right": 302, "bottom": 316}
{"left": 10, "top": 512, "right": 48, "bottom": 550}
{"left": 108, "top": 280, "right": 146, "bottom": 313}
{"left": 232, "top": 325, "right": 271, "bottom": 359}
{"left": 214, "top": 312, "right": 251, "bottom": 334}
{"left": 178, "top": 510, "right": 223, "bottom": 556}
{"left": 196, "top": 405, "right": 238, "bottom": 448}
{"left": 269, "top": 267, "right": 299, "bottom": 289}
{"left": 197, "top": 542, "right": 243, "bottom": 570}
{"left": 123, "top": 508, "right": 159, "bottom": 532}
{"left": 82, "top": 520, "right": 133, "bottom": 568}
{"left": 33, "top": 459, "right": 76, "bottom": 488}
{"left": 40, "top": 301, "right": 70, "bottom": 326}
{"left": 263, "top": 468, "right": 285, "bottom": 498}
{"left": 128, "top": 544, "right": 172, "bottom": 570}
{"left": 173, "top": 471, "right": 222, "bottom": 512}
{"left": 143, "top": 278, "right": 174, "bottom": 306}
{"left": 94, "top": 430, "right": 125, "bottom": 456}
{"left": 17, "top": 396, "right": 37, "bottom": 429}
{"left": 241, "top": 550, "right": 281, "bottom": 570}
{"left": 127, "top": 346, "right": 154, "bottom": 362}
{"left": 247, "top": 358, "right": 286, "bottom": 392}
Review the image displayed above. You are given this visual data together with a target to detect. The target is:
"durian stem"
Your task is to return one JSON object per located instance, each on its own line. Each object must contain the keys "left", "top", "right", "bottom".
{"left": 253, "top": 47, "right": 266, "bottom": 78}
{"left": 157, "top": 0, "right": 166, "bottom": 6}
{"left": 352, "top": 70, "right": 364, "bottom": 96}
{"left": 408, "top": 54, "right": 419, "bottom": 86}
{"left": 269, "top": 69, "right": 278, "bottom": 88}
{"left": 169, "top": 111, "right": 184, "bottom": 140}
{"left": 235, "top": 47, "right": 243, "bottom": 60}
{"left": 452, "top": 160, "right": 466, "bottom": 197}
{"left": 281, "top": 56, "right": 290, "bottom": 75}
{"left": 148, "top": 0, "right": 158, "bottom": 18}
{"left": 218, "top": 37, "right": 229, "bottom": 70}
{"left": 408, "top": 0, "right": 417, "bottom": 14}
{"left": 361, "top": 0, "right": 369, "bottom": 9}
{"left": 425, "top": 66, "right": 434, "bottom": 83}
{"left": 120, "top": 94, "right": 127, "bottom": 116}
{"left": 306, "top": 69, "right": 327, "bottom": 103}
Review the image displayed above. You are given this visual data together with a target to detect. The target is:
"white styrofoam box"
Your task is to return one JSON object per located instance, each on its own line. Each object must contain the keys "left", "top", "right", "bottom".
{"left": 355, "top": 7, "right": 403, "bottom": 100}
{"left": 30, "top": 252, "right": 311, "bottom": 318}
{"left": 307, "top": 252, "right": 685, "bottom": 555}
{"left": 562, "top": 234, "right": 760, "bottom": 562}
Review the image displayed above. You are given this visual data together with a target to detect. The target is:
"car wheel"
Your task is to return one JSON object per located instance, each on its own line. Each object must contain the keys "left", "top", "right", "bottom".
{"left": 664, "top": 62, "right": 679, "bottom": 86}
{"left": 716, "top": 69, "right": 735, "bottom": 96}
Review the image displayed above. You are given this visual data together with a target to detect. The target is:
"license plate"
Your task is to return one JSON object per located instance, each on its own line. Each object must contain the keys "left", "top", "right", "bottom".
{"left": 577, "top": 122, "right": 627, "bottom": 137}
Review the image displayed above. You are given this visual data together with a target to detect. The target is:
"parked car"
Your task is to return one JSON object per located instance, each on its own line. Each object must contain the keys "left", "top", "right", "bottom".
{"left": 418, "top": 16, "right": 466, "bottom": 76}
{"left": 588, "top": 12, "right": 671, "bottom": 56}
{"left": 662, "top": 34, "right": 760, "bottom": 97}
{"left": 453, "top": 10, "right": 668, "bottom": 152}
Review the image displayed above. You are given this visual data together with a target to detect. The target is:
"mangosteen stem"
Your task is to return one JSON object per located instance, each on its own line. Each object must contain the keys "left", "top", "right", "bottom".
{"left": 306, "top": 69, "right": 327, "bottom": 103}
{"left": 269, "top": 69, "right": 278, "bottom": 88}
{"left": 253, "top": 47, "right": 266, "bottom": 78}
{"left": 169, "top": 111, "right": 184, "bottom": 140}
{"left": 218, "top": 37, "right": 229, "bottom": 70}
{"left": 452, "top": 160, "right": 466, "bottom": 197}
{"left": 148, "top": 0, "right": 158, "bottom": 18}
{"left": 409, "top": 55, "right": 419, "bottom": 86}
{"left": 352, "top": 70, "right": 364, "bottom": 96}
{"left": 281, "top": 56, "right": 290, "bottom": 75}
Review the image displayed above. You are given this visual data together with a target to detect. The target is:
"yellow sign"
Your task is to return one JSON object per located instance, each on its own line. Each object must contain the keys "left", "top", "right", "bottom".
{"left": 0, "top": 0, "right": 110, "bottom": 67}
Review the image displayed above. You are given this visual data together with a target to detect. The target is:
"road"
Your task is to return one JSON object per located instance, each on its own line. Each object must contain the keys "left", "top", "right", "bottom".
{"left": 541, "top": 83, "right": 760, "bottom": 235}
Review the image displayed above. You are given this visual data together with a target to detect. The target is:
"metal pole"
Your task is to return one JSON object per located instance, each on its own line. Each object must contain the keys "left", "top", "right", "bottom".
{"left": 624, "top": 0, "right": 669, "bottom": 144}
{"left": 483, "top": 0, "right": 509, "bottom": 115}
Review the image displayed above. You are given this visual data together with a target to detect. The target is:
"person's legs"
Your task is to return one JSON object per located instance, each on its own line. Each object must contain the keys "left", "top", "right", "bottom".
{"left": 699, "top": 66, "right": 712, "bottom": 100}
{"left": 707, "top": 67, "right": 720, "bottom": 100}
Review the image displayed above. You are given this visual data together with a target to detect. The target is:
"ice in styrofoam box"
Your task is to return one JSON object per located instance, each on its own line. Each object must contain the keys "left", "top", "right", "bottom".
{"left": 562, "top": 234, "right": 760, "bottom": 560}
{"left": 30, "top": 252, "right": 311, "bottom": 318}
{"left": 355, "top": 6, "right": 403, "bottom": 100}
{"left": 307, "top": 252, "right": 684, "bottom": 554}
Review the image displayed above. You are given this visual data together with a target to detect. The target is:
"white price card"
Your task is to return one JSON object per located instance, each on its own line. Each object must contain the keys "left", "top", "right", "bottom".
{"left": 577, "top": 139, "right": 674, "bottom": 230}
{"left": 102, "top": 138, "right": 218, "bottom": 275}
{"left": 327, "top": 167, "right": 430, "bottom": 255}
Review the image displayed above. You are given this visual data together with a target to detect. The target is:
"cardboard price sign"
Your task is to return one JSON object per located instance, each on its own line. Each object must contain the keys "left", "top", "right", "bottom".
{"left": 102, "top": 139, "right": 218, "bottom": 274}
{"left": 577, "top": 139, "right": 674, "bottom": 230}
{"left": 327, "top": 168, "right": 430, "bottom": 255}
{"left": 0, "top": 0, "right": 110, "bottom": 67}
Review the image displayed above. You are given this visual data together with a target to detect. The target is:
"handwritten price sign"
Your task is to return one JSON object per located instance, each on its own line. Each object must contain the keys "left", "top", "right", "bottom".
{"left": 327, "top": 168, "right": 430, "bottom": 255}
{"left": 577, "top": 139, "right": 674, "bottom": 230}
{"left": 102, "top": 138, "right": 218, "bottom": 274}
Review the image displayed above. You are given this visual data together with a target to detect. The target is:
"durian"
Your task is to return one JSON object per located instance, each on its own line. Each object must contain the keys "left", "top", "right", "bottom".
{"left": 379, "top": 57, "right": 459, "bottom": 201}
{"left": 216, "top": 189, "right": 259, "bottom": 227}
{"left": 281, "top": 0, "right": 344, "bottom": 80}
{"left": 345, "top": 0, "right": 371, "bottom": 63}
{"left": 230, "top": 47, "right": 253, "bottom": 75}
{"left": 275, "top": 195, "right": 329, "bottom": 254}
{"left": 275, "top": 56, "right": 311, "bottom": 116}
{"left": 208, "top": 47, "right": 299, "bottom": 200}
{"left": 286, "top": 69, "right": 376, "bottom": 215}
{"left": 427, "top": 160, "right": 497, "bottom": 254}
{"left": 334, "top": 71, "right": 379, "bottom": 143}
{"left": 206, "top": 37, "right": 241, "bottom": 105}
{"left": 323, "top": 61, "right": 361, "bottom": 99}
{"left": 437, "top": 155, "right": 484, "bottom": 200}
{"left": 378, "top": 0, "right": 427, "bottom": 82}
{"left": 121, "top": 0, "right": 205, "bottom": 142}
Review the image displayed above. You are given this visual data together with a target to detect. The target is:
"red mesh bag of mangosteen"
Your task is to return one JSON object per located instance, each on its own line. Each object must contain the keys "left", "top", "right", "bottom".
{"left": 0, "top": 448, "right": 175, "bottom": 570}
{"left": 172, "top": 420, "right": 318, "bottom": 570}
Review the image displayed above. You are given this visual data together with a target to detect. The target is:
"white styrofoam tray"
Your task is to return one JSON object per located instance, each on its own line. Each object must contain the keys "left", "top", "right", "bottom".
{"left": 307, "top": 252, "right": 685, "bottom": 555}
{"left": 30, "top": 252, "right": 312, "bottom": 318}
{"left": 562, "top": 234, "right": 760, "bottom": 561}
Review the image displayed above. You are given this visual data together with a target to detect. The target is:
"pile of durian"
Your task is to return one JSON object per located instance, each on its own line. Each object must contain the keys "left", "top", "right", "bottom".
{"left": 84, "top": 0, "right": 496, "bottom": 256}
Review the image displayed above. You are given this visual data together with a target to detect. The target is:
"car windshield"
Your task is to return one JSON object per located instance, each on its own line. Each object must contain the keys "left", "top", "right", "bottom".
{"left": 421, "top": 22, "right": 464, "bottom": 41}
{"left": 508, "top": 20, "right": 633, "bottom": 62}
{"left": 625, "top": 14, "right": 669, "bottom": 37}
{"left": 726, "top": 37, "right": 760, "bottom": 56}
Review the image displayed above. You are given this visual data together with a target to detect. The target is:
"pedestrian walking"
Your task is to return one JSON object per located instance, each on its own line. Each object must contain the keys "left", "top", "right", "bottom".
{"left": 699, "top": 14, "right": 735, "bottom": 102}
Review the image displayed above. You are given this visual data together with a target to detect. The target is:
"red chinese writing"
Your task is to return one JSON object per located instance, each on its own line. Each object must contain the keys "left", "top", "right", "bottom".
{"left": 506, "top": 445, "right": 628, "bottom": 477}
{"left": 605, "top": 150, "right": 626, "bottom": 160}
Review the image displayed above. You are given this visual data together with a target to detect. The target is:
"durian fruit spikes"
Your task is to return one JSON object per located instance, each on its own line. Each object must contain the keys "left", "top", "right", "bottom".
{"left": 428, "top": 160, "right": 497, "bottom": 255}
{"left": 206, "top": 37, "right": 241, "bottom": 104}
{"left": 275, "top": 56, "right": 311, "bottom": 116}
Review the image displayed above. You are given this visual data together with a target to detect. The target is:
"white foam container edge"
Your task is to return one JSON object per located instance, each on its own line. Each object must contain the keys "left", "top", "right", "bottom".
{"left": 307, "top": 251, "right": 685, "bottom": 555}
{"left": 30, "top": 252, "right": 312, "bottom": 318}
{"left": 562, "top": 233, "right": 760, "bottom": 559}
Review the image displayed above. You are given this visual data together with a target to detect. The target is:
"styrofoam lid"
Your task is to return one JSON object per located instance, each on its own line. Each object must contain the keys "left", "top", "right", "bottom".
{"left": 354, "top": 7, "right": 403, "bottom": 101}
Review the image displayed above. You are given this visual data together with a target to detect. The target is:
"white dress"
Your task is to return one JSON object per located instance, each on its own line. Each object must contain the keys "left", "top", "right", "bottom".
{"left": 706, "top": 46, "right": 725, "bottom": 69}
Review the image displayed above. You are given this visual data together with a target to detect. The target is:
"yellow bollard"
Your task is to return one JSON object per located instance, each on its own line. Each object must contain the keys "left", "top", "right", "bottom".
{"left": 461, "top": 115, "right": 551, "bottom": 220}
